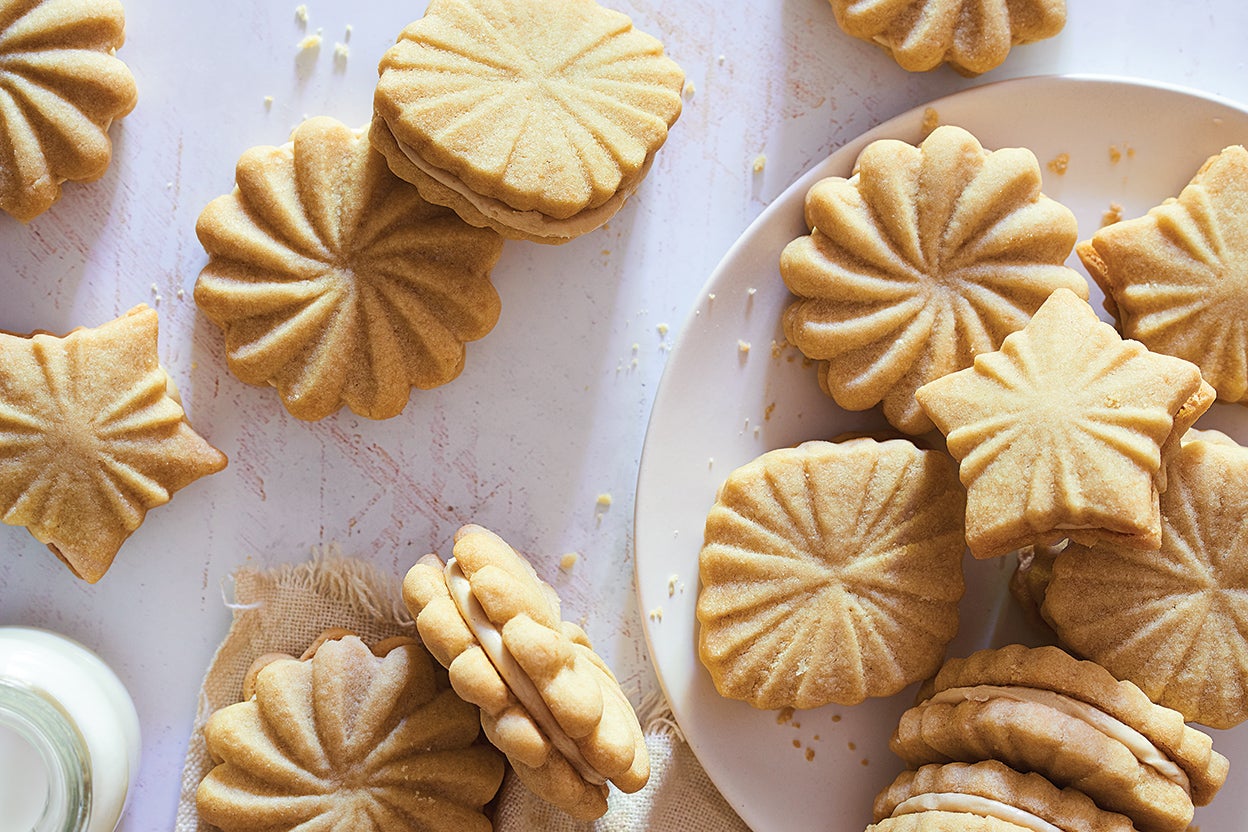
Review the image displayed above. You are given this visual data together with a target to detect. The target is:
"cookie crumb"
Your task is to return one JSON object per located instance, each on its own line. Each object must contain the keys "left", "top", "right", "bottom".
{"left": 176, "top": 288, "right": 185, "bottom": 300}
{"left": 805, "top": 748, "right": 815, "bottom": 762}
{"left": 770, "top": 339, "right": 785, "bottom": 358}
{"left": 294, "top": 4, "right": 308, "bottom": 24}
{"left": 707, "top": 457, "right": 714, "bottom": 468}
{"left": 847, "top": 741, "right": 856, "bottom": 751}
{"left": 860, "top": 758, "right": 870, "bottom": 766}
{"left": 297, "top": 33, "right": 322, "bottom": 51}
{"left": 1101, "top": 202, "right": 1124, "bottom": 228}
{"left": 657, "top": 322, "right": 669, "bottom": 337}
{"left": 921, "top": 106, "right": 940, "bottom": 136}
{"left": 333, "top": 42, "right": 349, "bottom": 62}
{"left": 263, "top": 95, "right": 274, "bottom": 108}
{"left": 344, "top": 23, "right": 353, "bottom": 41}
{"left": 776, "top": 707, "right": 794, "bottom": 725}
{"left": 792, "top": 739, "right": 801, "bottom": 748}
{"left": 1046, "top": 152, "right": 1070, "bottom": 175}
{"left": 708, "top": 292, "right": 716, "bottom": 302}
{"left": 1109, "top": 144, "right": 1122, "bottom": 164}
{"left": 559, "top": 552, "right": 579, "bottom": 571}
{"left": 596, "top": 493, "right": 613, "bottom": 508}
{"left": 648, "top": 607, "right": 664, "bottom": 622}
{"left": 764, "top": 402, "right": 776, "bottom": 421}
{"left": 738, "top": 340, "right": 751, "bottom": 354}
{"left": 831, "top": 714, "right": 842, "bottom": 723}
{"left": 752, "top": 153, "right": 767, "bottom": 174}
{"left": 667, "top": 574, "right": 679, "bottom": 597}
{"left": 682, "top": 80, "right": 695, "bottom": 99}
{"left": 747, "top": 287, "right": 756, "bottom": 296}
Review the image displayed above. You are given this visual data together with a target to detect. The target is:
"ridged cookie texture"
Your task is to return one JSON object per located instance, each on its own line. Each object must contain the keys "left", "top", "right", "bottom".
{"left": 1078, "top": 145, "right": 1248, "bottom": 404}
{"left": 197, "top": 634, "right": 504, "bottom": 832}
{"left": 372, "top": 0, "right": 684, "bottom": 244}
{"left": 892, "top": 645, "right": 1229, "bottom": 832}
{"left": 781, "top": 125, "right": 1087, "bottom": 435}
{"left": 0, "top": 0, "right": 137, "bottom": 221}
{"left": 697, "top": 438, "right": 966, "bottom": 709}
{"left": 195, "top": 117, "right": 503, "bottom": 421}
{"left": 915, "top": 288, "right": 1214, "bottom": 560}
{"left": 874, "top": 761, "right": 1138, "bottom": 832}
{"left": 0, "top": 305, "right": 226, "bottom": 582}
{"left": 403, "top": 524, "right": 648, "bottom": 821}
{"left": 1042, "top": 431, "right": 1248, "bottom": 729}
{"left": 829, "top": 0, "right": 1066, "bottom": 75}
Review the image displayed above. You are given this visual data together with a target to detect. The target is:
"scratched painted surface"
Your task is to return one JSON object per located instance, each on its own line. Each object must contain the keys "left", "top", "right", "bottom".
{"left": 1, "top": 1, "right": 1247, "bottom": 828}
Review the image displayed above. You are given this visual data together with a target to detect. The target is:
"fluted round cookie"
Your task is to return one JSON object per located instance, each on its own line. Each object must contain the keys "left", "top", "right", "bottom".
{"left": 892, "top": 645, "right": 1228, "bottom": 832}
{"left": 197, "top": 634, "right": 504, "bottom": 832}
{"left": 697, "top": 438, "right": 966, "bottom": 709}
{"left": 372, "top": 0, "right": 684, "bottom": 244}
{"left": 916, "top": 288, "right": 1215, "bottom": 559}
{"left": 0, "top": 0, "right": 137, "bottom": 221}
{"left": 1042, "top": 431, "right": 1248, "bottom": 728}
{"left": 403, "top": 524, "right": 648, "bottom": 821}
{"left": 1078, "top": 145, "right": 1248, "bottom": 405}
{"left": 195, "top": 117, "right": 503, "bottom": 420}
{"left": 0, "top": 306, "right": 226, "bottom": 582}
{"left": 874, "top": 761, "right": 1138, "bottom": 832}
{"left": 829, "top": 0, "right": 1066, "bottom": 75}
{"left": 781, "top": 125, "right": 1087, "bottom": 435}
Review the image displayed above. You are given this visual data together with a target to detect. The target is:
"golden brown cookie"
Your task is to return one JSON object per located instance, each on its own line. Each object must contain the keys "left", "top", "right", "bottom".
{"left": 195, "top": 116, "right": 503, "bottom": 421}
{"left": 0, "top": 0, "right": 137, "bottom": 221}
{"left": 892, "top": 645, "right": 1229, "bottom": 832}
{"left": 372, "top": 0, "right": 684, "bottom": 244}
{"left": 403, "top": 524, "right": 648, "bottom": 820}
{"left": 1040, "top": 431, "right": 1248, "bottom": 729}
{"left": 0, "top": 306, "right": 226, "bottom": 582}
{"left": 915, "top": 288, "right": 1214, "bottom": 559}
{"left": 829, "top": 0, "right": 1067, "bottom": 75}
{"left": 781, "top": 125, "right": 1087, "bottom": 435}
{"left": 874, "top": 761, "right": 1138, "bottom": 831}
{"left": 697, "top": 438, "right": 966, "bottom": 709}
{"left": 197, "top": 633, "right": 504, "bottom": 832}
{"left": 1078, "top": 145, "right": 1248, "bottom": 405}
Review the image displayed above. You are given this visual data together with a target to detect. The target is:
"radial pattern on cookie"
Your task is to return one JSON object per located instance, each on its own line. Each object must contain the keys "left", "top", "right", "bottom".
{"left": 194, "top": 117, "right": 503, "bottom": 420}
{"left": 375, "top": 0, "right": 684, "bottom": 219}
{"left": 915, "top": 288, "right": 1211, "bottom": 559}
{"left": 696, "top": 439, "right": 965, "bottom": 709}
{"left": 197, "top": 637, "right": 504, "bottom": 832}
{"left": 829, "top": 0, "right": 1067, "bottom": 74}
{"left": 0, "top": 306, "right": 226, "bottom": 582}
{"left": 0, "top": 0, "right": 137, "bottom": 221}
{"left": 1044, "top": 434, "right": 1248, "bottom": 729}
{"left": 1078, "top": 145, "right": 1248, "bottom": 404}
{"left": 781, "top": 125, "right": 1086, "bottom": 434}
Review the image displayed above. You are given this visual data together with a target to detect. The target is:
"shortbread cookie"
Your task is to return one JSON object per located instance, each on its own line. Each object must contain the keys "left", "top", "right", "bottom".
{"left": 1078, "top": 146, "right": 1248, "bottom": 404}
{"left": 915, "top": 288, "right": 1214, "bottom": 559}
{"left": 1041, "top": 431, "right": 1248, "bottom": 729}
{"left": 403, "top": 524, "right": 648, "bottom": 820}
{"left": 781, "top": 125, "right": 1087, "bottom": 434}
{"left": 195, "top": 117, "right": 503, "bottom": 421}
{"left": 892, "top": 645, "right": 1229, "bottom": 832}
{"left": 829, "top": 0, "right": 1067, "bottom": 75}
{"left": 198, "top": 633, "right": 504, "bottom": 832}
{"left": 0, "top": 306, "right": 226, "bottom": 582}
{"left": 874, "top": 761, "right": 1138, "bottom": 832}
{"left": 372, "top": 0, "right": 684, "bottom": 244}
{"left": 697, "top": 438, "right": 966, "bottom": 709}
{"left": 0, "top": 0, "right": 138, "bottom": 221}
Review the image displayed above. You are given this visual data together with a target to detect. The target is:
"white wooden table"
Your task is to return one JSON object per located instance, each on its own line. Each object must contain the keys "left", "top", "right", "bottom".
{"left": 2, "top": 1, "right": 1247, "bottom": 828}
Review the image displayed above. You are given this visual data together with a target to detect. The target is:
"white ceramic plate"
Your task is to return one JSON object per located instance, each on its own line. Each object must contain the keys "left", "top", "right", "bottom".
{"left": 634, "top": 75, "right": 1248, "bottom": 832}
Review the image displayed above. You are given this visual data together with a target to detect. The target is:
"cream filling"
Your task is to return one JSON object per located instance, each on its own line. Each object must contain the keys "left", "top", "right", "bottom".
{"left": 393, "top": 132, "right": 650, "bottom": 239}
{"left": 930, "top": 685, "right": 1190, "bottom": 793}
{"left": 445, "top": 559, "right": 606, "bottom": 784}
{"left": 891, "top": 794, "right": 1063, "bottom": 832}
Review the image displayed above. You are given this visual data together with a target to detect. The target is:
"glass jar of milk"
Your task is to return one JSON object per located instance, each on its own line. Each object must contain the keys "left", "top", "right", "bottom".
{"left": 0, "top": 627, "right": 141, "bottom": 832}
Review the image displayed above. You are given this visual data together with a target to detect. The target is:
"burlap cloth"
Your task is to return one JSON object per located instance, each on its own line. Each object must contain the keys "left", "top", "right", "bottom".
{"left": 174, "top": 552, "right": 750, "bottom": 832}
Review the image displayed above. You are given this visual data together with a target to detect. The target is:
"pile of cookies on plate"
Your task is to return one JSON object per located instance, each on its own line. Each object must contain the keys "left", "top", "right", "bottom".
{"left": 695, "top": 122, "right": 1248, "bottom": 830}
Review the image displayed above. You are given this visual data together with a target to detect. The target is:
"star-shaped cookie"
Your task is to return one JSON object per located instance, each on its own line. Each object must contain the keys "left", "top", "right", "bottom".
{"left": 1078, "top": 145, "right": 1248, "bottom": 404}
{"left": 915, "top": 288, "right": 1213, "bottom": 559}
{"left": 0, "top": 306, "right": 227, "bottom": 581}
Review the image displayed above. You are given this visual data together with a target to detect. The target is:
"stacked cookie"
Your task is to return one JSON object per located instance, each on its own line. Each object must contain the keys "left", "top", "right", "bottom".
{"left": 194, "top": 0, "right": 685, "bottom": 420}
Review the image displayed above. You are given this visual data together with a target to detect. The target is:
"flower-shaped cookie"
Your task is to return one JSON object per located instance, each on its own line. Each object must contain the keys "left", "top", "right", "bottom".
{"left": 697, "top": 438, "right": 966, "bottom": 709}
{"left": 0, "top": 306, "right": 226, "bottom": 582}
{"left": 197, "top": 634, "right": 505, "bottom": 832}
{"left": 1078, "top": 145, "right": 1248, "bottom": 404}
{"left": 0, "top": 0, "right": 138, "bottom": 221}
{"left": 915, "top": 288, "right": 1214, "bottom": 560}
{"left": 372, "top": 0, "right": 684, "bottom": 244}
{"left": 782, "top": 126, "right": 1087, "bottom": 434}
{"left": 195, "top": 117, "right": 503, "bottom": 421}
{"left": 1041, "top": 432, "right": 1248, "bottom": 729}
{"left": 403, "top": 524, "right": 648, "bottom": 820}
{"left": 829, "top": 0, "right": 1067, "bottom": 75}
